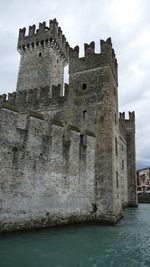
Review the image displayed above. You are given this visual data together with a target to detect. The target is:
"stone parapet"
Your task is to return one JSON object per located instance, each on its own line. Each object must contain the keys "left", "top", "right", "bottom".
{"left": 18, "top": 19, "right": 69, "bottom": 64}
{"left": 0, "top": 84, "right": 69, "bottom": 112}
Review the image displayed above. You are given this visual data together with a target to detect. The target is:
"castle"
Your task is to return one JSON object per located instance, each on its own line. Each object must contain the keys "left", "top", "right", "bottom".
{"left": 0, "top": 19, "right": 137, "bottom": 232}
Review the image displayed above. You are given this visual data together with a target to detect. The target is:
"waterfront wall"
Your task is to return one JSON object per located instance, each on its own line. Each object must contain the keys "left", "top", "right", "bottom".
{"left": 0, "top": 106, "right": 96, "bottom": 232}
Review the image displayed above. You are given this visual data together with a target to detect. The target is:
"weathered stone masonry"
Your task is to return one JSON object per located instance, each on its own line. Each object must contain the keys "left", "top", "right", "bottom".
{"left": 0, "top": 19, "right": 137, "bottom": 232}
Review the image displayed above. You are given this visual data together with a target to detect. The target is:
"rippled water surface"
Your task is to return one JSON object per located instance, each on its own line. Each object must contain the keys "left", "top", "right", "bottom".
{"left": 0, "top": 204, "right": 150, "bottom": 267}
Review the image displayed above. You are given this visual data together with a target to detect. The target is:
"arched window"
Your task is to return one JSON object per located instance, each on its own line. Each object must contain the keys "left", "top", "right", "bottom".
{"left": 39, "top": 52, "right": 42, "bottom": 57}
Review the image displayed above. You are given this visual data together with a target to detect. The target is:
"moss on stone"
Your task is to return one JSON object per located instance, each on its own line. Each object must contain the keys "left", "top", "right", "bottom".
{"left": 85, "top": 130, "right": 96, "bottom": 137}
{"left": 2, "top": 103, "right": 19, "bottom": 112}
{"left": 51, "top": 119, "right": 63, "bottom": 127}
{"left": 69, "top": 125, "right": 81, "bottom": 132}
{"left": 29, "top": 111, "right": 44, "bottom": 120}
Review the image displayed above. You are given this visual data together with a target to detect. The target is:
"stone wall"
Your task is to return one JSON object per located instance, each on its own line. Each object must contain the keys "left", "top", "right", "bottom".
{"left": 119, "top": 112, "right": 137, "bottom": 207}
{"left": 0, "top": 106, "right": 96, "bottom": 232}
{"left": 119, "top": 136, "right": 128, "bottom": 207}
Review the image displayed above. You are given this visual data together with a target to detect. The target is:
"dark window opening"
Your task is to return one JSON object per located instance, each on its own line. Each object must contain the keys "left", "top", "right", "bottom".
{"left": 82, "top": 83, "right": 87, "bottom": 90}
{"left": 115, "top": 113, "right": 117, "bottom": 124}
{"left": 83, "top": 110, "right": 87, "bottom": 119}
{"left": 116, "top": 171, "right": 119, "bottom": 188}
{"left": 39, "top": 52, "right": 42, "bottom": 57}
{"left": 114, "top": 87, "right": 116, "bottom": 96}
{"left": 115, "top": 137, "right": 118, "bottom": 156}
{"left": 80, "top": 134, "right": 84, "bottom": 145}
{"left": 122, "top": 160, "right": 124, "bottom": 170}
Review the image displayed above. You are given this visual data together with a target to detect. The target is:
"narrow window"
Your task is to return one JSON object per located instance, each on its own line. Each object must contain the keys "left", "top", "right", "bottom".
{"left": 39, "top": 52, "right": 42, "bottom": 57}
{"left": 80, "top": 134, "right": 84, "bottom": 145}
{"left": 114, "top": 87, "right": 116, "bottom": 96}
{"left": 122, "top": 160, "right": 124, "bottom": 170}
{"left": 115, "top": 137, "right": 118, "bottom": 156}
{"left": 83, "top": 110, "right": 87, "bottom": 119}
{"left": 116, "top": 171, "right": 119, "bottom": 188}
{"left": 115, "top": 113, "right": 117, "bottom": 124}
{"left": 82, "top": 83, "right": 87, "bottom": 90}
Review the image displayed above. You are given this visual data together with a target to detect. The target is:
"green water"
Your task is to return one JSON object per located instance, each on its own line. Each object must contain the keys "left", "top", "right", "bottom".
{"left": 0, "top": 204, "right": 150, "bottom": 267}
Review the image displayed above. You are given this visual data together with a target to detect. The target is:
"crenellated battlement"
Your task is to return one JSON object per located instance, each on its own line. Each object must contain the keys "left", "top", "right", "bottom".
{"left": 119, "top": 111, "right": 135, "bottom": 122}
{"left": 17, "top": 18, "right": 70, "bottom": 63}
{"left": 0, "top": 84, "right": 69, "bottom": 112}
{"left": 100, "top": 37, "right": 116, "bottom": 61}
{"left": 69, "top": 38, "right": 118, "bottom": 83}
{"left": 128, "top": 111, "right": 135, "bottom": 121}
{"left": 69, "top": 46, "right": 79, "bottom": 59}
{"left": 119, "top": 111, "right": 135, "bottom": 131}
{"left": 119, "top": 112, "right": 125, "bottom": 120}
{"left": 84, "top": 41, "right": 95, "bottom": 57}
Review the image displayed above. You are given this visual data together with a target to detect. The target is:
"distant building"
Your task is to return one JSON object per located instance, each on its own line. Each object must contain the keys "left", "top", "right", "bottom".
{"left": 137, "top": 168, "right": 150, "bottom": 192}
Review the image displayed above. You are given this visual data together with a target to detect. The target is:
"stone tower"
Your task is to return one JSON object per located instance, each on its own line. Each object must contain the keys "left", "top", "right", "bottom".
{"left": 16, "top": 19, "right": 69, "bottom": 95}
{"left": 68, "top": 38, "right": 128, "bottom": 222}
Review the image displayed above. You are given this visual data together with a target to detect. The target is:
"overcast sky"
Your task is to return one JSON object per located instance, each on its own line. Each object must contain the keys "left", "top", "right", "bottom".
{"left": 0, "top": 0, "right": 149, "bottom": 169}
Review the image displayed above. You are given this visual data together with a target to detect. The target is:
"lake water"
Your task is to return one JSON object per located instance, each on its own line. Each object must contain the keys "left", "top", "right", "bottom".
{"left": 0, "top": 204, "right": 150, "bottom": 267}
